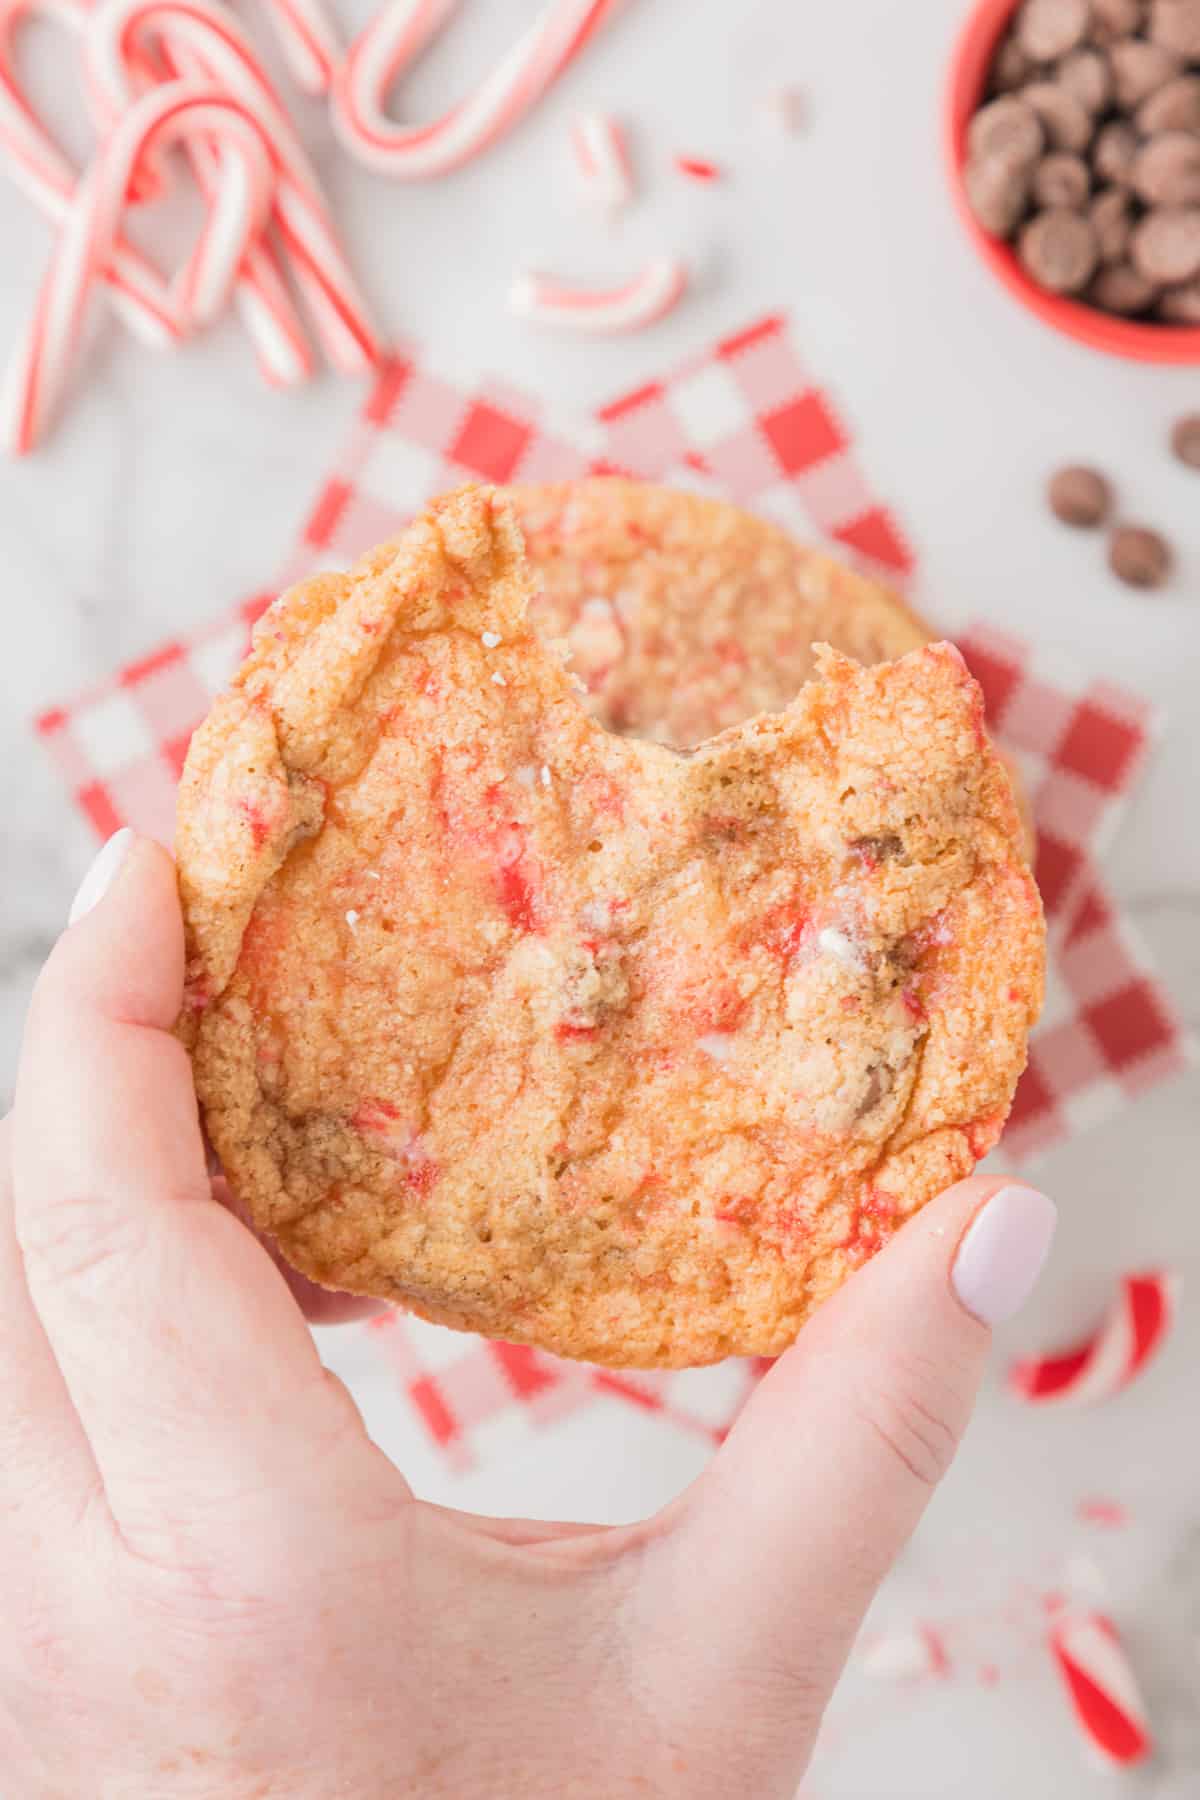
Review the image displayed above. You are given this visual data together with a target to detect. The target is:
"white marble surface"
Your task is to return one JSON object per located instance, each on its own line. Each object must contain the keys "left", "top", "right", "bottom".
{"left": 2, "top": 0, "right": 1199, "bottom": 1793}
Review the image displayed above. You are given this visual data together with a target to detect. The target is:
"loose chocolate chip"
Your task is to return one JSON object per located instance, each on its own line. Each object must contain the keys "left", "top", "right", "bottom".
{"left": 992, "top": 35, "right": 1038, "bottom": 91}
{"left": 1094, "top": 120, "right": 1140, "bottom": 187}
{"left": 1137, "top": 73, "right": 1200, "bottom": 133}
{"left": 1158, "top": 274, "right": 1200, "bottom": 315}
{"left": 1018, "top": 0, "right": 1091, "bottom": 59}
{"left": 1171, "top": 413, "right": 1200, "bottom": 466}
{"left": 1020, "top": 207, "right": 1102, "bottom": 290}
{"left": 1108, "top": 524, "right": 1172, "bottom": 587}
{"left": 966, "top": 156, "right": 1034, "bottom": 234}
{"left": 1090, "top": 260, "right": 1163, "bottom": 309}
{"left": 1047, "top": 465, "right": 1114, "bottom": 525}
{"left": 1090, "top": 186, "right": 1135, "bottom": 260}
{"left": 1148, "top": 0, "right": 1200, "bottom": 58}
{"left": 1057, "top": 45, "right": 1114, "bottom": 112}
{"left": 967, "top": 96, "right": 1045, "bottom": 166}
{"left": 1033, "top": 150, "right": 1093, "bottom": 207}
{"left": 1089, "top": 0, "right": 1145, "bottom": 38}
{"left": 1022, "top": 79, "right": 1095, "bottom": 150}
{"left": 1132, "top": 205, "right": 1200, "bottom": 281}
{"left": 1109, "top": 38, "right": 1182, "bottom": 109}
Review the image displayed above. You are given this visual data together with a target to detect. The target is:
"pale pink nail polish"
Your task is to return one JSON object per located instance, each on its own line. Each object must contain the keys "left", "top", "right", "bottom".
{"left": 68, "top": 828, "right": 134, "bottom": 926}
{"left": 952, "top": 1185, "right": 1057, "bottom": 1326}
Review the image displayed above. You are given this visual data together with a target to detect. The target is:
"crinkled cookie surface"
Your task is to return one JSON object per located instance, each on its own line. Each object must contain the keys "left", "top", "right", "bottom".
{"left": 178, "top": 486, "right": 1043, "bottom": 1368}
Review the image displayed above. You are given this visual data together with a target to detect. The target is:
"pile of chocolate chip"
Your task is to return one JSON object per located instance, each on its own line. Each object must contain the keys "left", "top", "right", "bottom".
{"left": 965, "top": 0, "right": 1200, "bottom": 320}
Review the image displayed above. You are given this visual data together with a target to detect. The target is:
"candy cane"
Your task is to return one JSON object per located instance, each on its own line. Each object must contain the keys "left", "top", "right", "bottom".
{"left": 0, "top": 0, "right": 184, "bottom": 347}
{"left": 509, "top": 255, "right": 686, "bottom": 332}
{"left": 86, "top": 0, "right": 382, "bottom": 371}
{"left": 1, "top": 82, "right": 275, "bottom": 455}
{"left": 333, "top": 0, "right": 628, "bottom": 179}
{"left": 1010, "top": 1271, "right": 1177, "bottom": 1406}
{"left": 570, "top": 109, "right": 631, "bottom": 213}
{"left": 1049, "top": 1615, "right": 1152, "bottom": 1767}
{"left": 158, "top": 30, "right": 312, "bottom": 383}
{"left": 253, "top": 0, "right": 340, "bottom": 95}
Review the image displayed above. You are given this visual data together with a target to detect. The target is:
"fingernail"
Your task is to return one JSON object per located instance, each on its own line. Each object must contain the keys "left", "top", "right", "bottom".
{"left": 951, "top": 1185, "right": 1057, "bottom": 1326}
{"left": 69, "top": 828, "right": 134, "bottom": 925}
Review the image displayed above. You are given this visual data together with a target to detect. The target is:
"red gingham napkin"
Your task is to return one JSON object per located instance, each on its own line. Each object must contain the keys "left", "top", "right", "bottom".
{"left": 34, "top": 315, "right": 1193, "bottom": 1471}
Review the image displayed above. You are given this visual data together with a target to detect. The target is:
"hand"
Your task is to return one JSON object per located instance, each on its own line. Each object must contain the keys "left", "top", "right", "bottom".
{"left": 1, "top": 832, "right": 1056, "bottom": 1799}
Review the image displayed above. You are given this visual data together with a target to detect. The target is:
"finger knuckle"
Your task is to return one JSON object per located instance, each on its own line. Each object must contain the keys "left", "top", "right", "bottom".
{"left": 857, "top": 1379, "right": 961, "bottom": 1490}
{"left": 18, "top": 1188, "right": 148, "bottom": 1294}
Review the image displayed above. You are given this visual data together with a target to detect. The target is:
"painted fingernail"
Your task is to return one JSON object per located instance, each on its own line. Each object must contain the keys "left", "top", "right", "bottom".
{"left": 68, "top": 828, "right": 134, "bottom": 925}
{"left": 951, "top": 1185, "right": 1057, "bottom": 1326}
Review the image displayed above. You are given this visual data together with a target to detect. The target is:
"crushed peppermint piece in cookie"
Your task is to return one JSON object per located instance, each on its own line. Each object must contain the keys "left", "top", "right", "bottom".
{"left": 481, "top": 630, "right": 502, "bottom": 647}
{"left": 698, "top": 1032, "right": 735, "bottom": 1062}
{"left": 345, "top": 909, "right": 360, "bottom": 930}
{"left": 491, "top": 671, "right": 507, "bottom": 686}
{"left": 818, "top": 927, "right": 859, "bottom": 966}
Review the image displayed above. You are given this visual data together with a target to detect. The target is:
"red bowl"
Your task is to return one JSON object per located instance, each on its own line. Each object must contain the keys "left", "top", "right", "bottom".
{"left": 945, "top": 0, "right": 1200, "bottom": 363}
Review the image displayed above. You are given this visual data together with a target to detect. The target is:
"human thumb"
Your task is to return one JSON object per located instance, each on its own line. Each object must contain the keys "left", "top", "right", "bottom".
{"left": 646, "top": 1175, "right": 1056, "bottom": 1782}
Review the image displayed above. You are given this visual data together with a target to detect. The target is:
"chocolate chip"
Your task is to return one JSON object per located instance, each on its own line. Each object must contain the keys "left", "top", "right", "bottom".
{"left": 967, "top": 96, "right": 1045, "bottom": 166}
{"left": 1132, "top": 132, "right": 1200, "bottom": 206}
{"left": 1033, "top": 150, "right": 1093, "bottom": 207}
{"left": 1158, "top": 273, "right": 1200, "bottom": 315}
{"left": 1093, "top": 120, "right": 1140, "bottom": 187}
{"left": 1090, "top": 186, "right": 1134, "bottom": 260}
{"left": 1018, "top": 0, "right": 1091, "bottom": 59}
{"left": 992, "top": 35, "right": 1038, "bottom": 92}
{"left": 1047, "top": 465, "right": 1114, "bottom": 525}
{"left": 1132, "top": 205, "right": 1200, "bottom": 281}
{"left": 1020, "top": 207, "right": 1102, "bottom": 290}
{"left": 1022, "top": 79, "right": 1095, "bottom": 150}
{"left": 1089, "top": 0, "right": 1144, "bottom": 39}
{"left": 1109, "top": 38, "right": 1182, "bottom": 109}
{"left": 1108, "top": 525, "right": 1172, "bottom": 587}
{"left": 1058, "top": 46, "right": 1115, "bottom": 112}
{"left": 1137, "top": 72, "right": 1200, "bottom": 133}
{"left": 1090, "top": 259, "right": 1163, "bottom": 309}
{"left": 1170, "top": 413, "right": 1200, "bottom": 466}
{"left": 1148, "top": 0, "right": 1200, "bottom": 58}
{"left": 966, "top": 157, "right": 1035, "bottom": 234}
{"left": 851, "top": 833, "right": 905, "bottom": 863}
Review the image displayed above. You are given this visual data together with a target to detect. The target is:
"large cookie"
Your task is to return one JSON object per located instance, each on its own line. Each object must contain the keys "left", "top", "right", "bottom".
{"left": 178, "top": 487, "right": 1044, "bottom": 1369}
{"left": 512, "top": 478, "right": 929, "bottom": 748}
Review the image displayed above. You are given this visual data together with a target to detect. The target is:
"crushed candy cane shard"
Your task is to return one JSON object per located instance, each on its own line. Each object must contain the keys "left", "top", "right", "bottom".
{"left": 674, "top": 153, "right": 722, "bottom": 181}
{"left": 1050, "top": 1614, "right": 1152, "bottom": 1767}
{"left": 508, "top": 256, "right": 687, "bottom": 332}
{"left": 570, "top": 108, "right": 632, "bottom": 212}
{"left": 1010, "top": 1271, "right": 1178, "bottom": 1405}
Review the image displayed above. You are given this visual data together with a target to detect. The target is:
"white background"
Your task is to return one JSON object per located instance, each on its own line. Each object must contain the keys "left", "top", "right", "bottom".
{"left": 1, "top": 0, "right": 1199, "bottom": 1793}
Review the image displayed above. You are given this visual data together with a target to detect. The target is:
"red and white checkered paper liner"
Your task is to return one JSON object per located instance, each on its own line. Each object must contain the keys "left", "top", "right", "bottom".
{"left": 35, "top": 315, "right": 1192, "bottom": 1471}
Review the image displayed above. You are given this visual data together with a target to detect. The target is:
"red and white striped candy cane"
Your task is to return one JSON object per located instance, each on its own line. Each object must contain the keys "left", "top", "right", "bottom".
{"left": 1049, "top": 1614, "right": 1152, "bottom": 1767}
{"left": 86, "top": 0, "right": 382, "bottom": 371}
{"left": 1009, "top": 1271, "right": 1177, "bottom": 1405}
{"left": 570, "top": 109, "right": 631, "bottom": 213}
{"left": 1, "top": 81, "right": 275, "bottom": 455}
{"left": 157, "top": 28, "right": 312, "bottom": 383}
{"left": 254, "top": 0, "right": 340, "bottom": 94}
{"left": 333, "top": 0, "right": 628, "bottom": 179}
{"left": 0, "top": 0, "right": 184, "bottom": 347}
{"left": 509, "top": 255, "right": 686, "bottom": 332}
